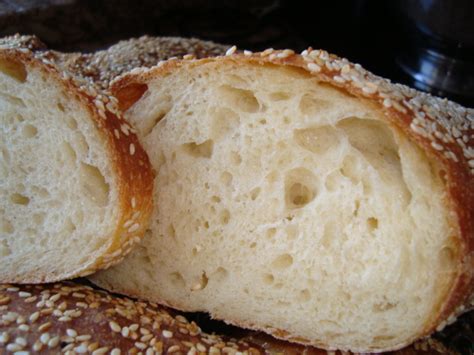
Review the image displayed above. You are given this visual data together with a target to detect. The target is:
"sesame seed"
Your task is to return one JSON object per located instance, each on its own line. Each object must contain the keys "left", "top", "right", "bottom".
{"left": 109, "top": 320, "right": 121, "bottom": 332}
{"left": 129, "top": 324, "right": 139, "bottom": 332}
{"left": 92, "top": 347, "right": 109, "bottom": 355}
{"left": 162, "top": 330, "right": 173, "bottom": 338}
{"left": 131, "top": 197, "right": 137, "bottom": 208}
{"left": 15, "top": 337, "right": 27, "bottom": 346}
{"left": 111, "top": 349, "right": 121, "bottom": 355}
{"left": 6, "top": 343, "right": 22, "bottom": 352}
{"left": 40, "top": 333, "right": 50, "bottom": 344}
{"left": 24, "top": 296, "right": 37, "bottom": 303}
{"left": 19, "top": 291, "right": 31, "bottom": 298}
{"left": 225, "top": 46, "right": 237, "bottom": 56}
{"left": 48, "top": 336, "right": 60, "bottom": 348}
{"left": 18, "top": 324, "right": 29, "bottom": 331}
{"left": 72, "top": 292, "right": 86, "bottom": 298}
{"left": 196, "top": 343, "right": 206, "bottom": 352}
{"left": 38, "top": 322, "right": 51, "bottom": 332}
{"left": 32, "top": 341, "right": 42, "bottom": 351}
{"left": 431, "top": 141, "right": 444, "bottom": 151}
{"left": 49, "top": 293, "right": 61, "bottom": 302}
{"left": 135, "top": 342, "right": 147, "bottom": 350}
{"left": 307, "top": 63, "right": 321, "bottom": 73}
{"left": 66, "top": 329, "right": 77, "bottom": 337}
{"left": 7, "top": 287, "right": 19, "bottom": 292}
{"left": 188, "top": 348, "right": 197, "bottom": 355}
{"left": 128, "top": 223, "right": 140, "bottom": 233}
{"left": 146, "top": 349, "right": 154, "bottom": 355}
{"left": 16, "top": 316, "right": 26, "bottom": 324}
{"left": 59, "top": 316, "right": 72, "bottom": 322}
{"left": 243, "top": 50, "right": 252, "bottom": 56}
{"left": 0, "top": 296, "right": 11, "bottom": 305}
{"left": 75, "top": 344, "right": 88, "bottom": 353}
{"left": 0, "top": 332, "right": 9, "bottom": 343}
{"left": 121, "top": 326, "right": 130, "bottom": 337}
{"left": 76, "top": 334, "right": 92, "bottom": 342}
{"left": 168, "top": 345, "right": 181, "bottom": 353}
{"left": 141, "top": 334, "right": 153, "bottom": 342}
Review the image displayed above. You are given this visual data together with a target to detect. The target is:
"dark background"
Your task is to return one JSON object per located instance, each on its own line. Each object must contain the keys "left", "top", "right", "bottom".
{"left": 1, "top": 0, "right": 473, "bottom": 107}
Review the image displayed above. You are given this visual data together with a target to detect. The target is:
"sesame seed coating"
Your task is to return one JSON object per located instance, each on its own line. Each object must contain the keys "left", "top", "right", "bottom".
{"left": 0, "top": 283, "right": 263, "bottom": 353}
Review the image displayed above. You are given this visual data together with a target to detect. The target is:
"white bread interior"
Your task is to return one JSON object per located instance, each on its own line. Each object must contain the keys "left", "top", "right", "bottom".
{"left": 93, "top": 61, "right": 458, "bottom": 351}
{"left": 0, "top": 57, "right": 120, "bottom": 281}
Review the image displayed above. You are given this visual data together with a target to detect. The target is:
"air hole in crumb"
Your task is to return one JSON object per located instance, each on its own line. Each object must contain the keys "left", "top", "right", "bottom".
{"left": 33, "top": 213, "right": 45, "bottom": 225}
{"left": 263, "top": 273, "right": 274, "bottom": 285}
{"left": 182, "top": 140, "right": 213, "bottom": 158}
{"left": 220, "top": 209, "right": 231, "bottom": 225}
{"left": 353, "top": 200, "right": 360, "bottom": 217}
{"left": 230, "top": 151, "right": 242, "bottom": 165}
{"left": 249, "top": 242, "right": 257, "bottom": 249}
{"left": 259, "top": 119, "right": 267, "bottom": 125}
{"left": 22, "top": 124, "right": 38, "bottom": 138}
{"left": 367, "top": 217, "right": 378, "bottom": 232}
{"left": 270, "top": 92, "right": 291, "bottom": 101}
{"left": 298, "top": 289, "right": 311, "bottom": 302}
{"left": 285, "top": 168, "right": 317, "bottom": 209}
{"left": 211, "top": 195, "right": 221, "bottom": 203}
{"left": 0, "top": 58, "right": 27, "bottom": 82}
{"left": 80, "top": 163, "right": 109, "bottom": 206}
{"left": 167, "top": 224, "right": 176, "bottom": 239}
{"left": 294, "top": 126, "right": 339, "bottom": 155}
{"left": 10, "top": 193, "right": 29, "bottom": 205}
{"left": 204, "top": 221, "right": 210, "bottom": 229}
{"left": 191, "top": 272, "right": 208, "bottom": 291}
{"left": 213, "top": 267, "right": 229, "bottom": 281}
{"left": 57, "top": 102, "right": 65, "bottom": 112}
{"left": 250, "top": 187, "right": 261, "bottom": 200}
{"left": 272, "top": 253, "right": 293, "bottom": 269}
{"left": 220, "top": 171, "right": 233, "bottom": 186}
{"left": 299, "top": 94, "right": 331, "bottom": 116}
{"left": 373, "top": 302, "right": 397, "bottom": 312}
{"left": 286, "top": 225, "right": 298, "bottom": 240}
{"left": 0, "top": 240, "right": 11, "bottom": 256}
{"left": 61, "top": 142, "right": 77, "bottom": 162}
{"left": 210, "top": 107, "right": 240, "bottom": 139}
{"left": 219, "top": 85, "right": 260, "bottom": 113}
{"left": 169, "top": 272, "right": 185, "bottom": 288}
{"left": 66, "top": 117, "right": 78, "bottom": 130}
{"left": 266, "top": 228, "right": 277, "bottom": 239}
{"left": 1, "top": 218, "right": 14, "bottom": 234}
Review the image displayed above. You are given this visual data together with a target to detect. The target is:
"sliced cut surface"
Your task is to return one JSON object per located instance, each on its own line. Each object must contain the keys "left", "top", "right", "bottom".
{"left": 93, "top": 58, "right": 461, "bottom": 352}
{"left": 0, "top": 47, "right": 153, "bottom": 282}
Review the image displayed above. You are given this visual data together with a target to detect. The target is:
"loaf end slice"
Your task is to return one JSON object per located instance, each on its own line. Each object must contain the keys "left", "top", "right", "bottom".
{"left": 0, "top": 36, "right": 154, "bottom": 283}
{"left": 92, "top": 50, "right": 473, "bottom": 352}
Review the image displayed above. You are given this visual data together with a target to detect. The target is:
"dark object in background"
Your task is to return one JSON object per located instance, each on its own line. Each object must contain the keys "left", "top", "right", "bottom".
{"left": 396, "top": 0, "right": 474, "bottom": 107}
{"left": 0, "top": 0, "right": 473, "bottom": 106}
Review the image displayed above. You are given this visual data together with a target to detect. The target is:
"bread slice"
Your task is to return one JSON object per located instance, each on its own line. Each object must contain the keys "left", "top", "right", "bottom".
{"left": 0, "top": 35, "right": 154, "bottom": 283}
{"left": 91, "top": 49, "right": 474, "bottom": 352}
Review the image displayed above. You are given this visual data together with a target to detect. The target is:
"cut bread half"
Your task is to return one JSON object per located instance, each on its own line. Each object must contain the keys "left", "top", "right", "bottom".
{"left": 0, "top": 35, "right": 154, "bottom": 282}
{"left": 92, "top": 50, "right": 474, "bottom": 352}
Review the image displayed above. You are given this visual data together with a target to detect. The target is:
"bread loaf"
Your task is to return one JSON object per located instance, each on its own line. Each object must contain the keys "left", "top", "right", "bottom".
{"left": 0, "top": 282, "right": 456, "bottom": 354}
{"left": 91, "top": 48, "right": 474, "bottom": 352}
{"left": 0, "top": 35, "right": 154, "bottom": 283}
{"left": 0, "top": 282, "right": 263, "bottom": 354}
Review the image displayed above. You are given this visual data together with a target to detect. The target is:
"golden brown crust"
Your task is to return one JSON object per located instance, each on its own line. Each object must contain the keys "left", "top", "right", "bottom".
{"left": 0, "top": 282, "right": 459, "bottom": 355}
{"left": 0, "top": 35, "right": 154, "bottom": 283}
{"left": 109, "top": 49, "right": 473, "bottom": 351}
{"left": 0, "top": 282, "right": 263, "bottom": 354}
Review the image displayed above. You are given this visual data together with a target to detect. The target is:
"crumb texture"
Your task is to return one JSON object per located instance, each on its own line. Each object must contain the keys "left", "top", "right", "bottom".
{"left": 94, "top": 61, "right": 458, "bottom": 351}
{"left": 0, "top": 55, "right": 119, "bottom": 281}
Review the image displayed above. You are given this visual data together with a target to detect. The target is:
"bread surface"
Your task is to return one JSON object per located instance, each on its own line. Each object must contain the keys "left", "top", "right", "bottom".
{"left": 0, "top": 282, "right": 458, "bottom": 354}
{"left": 0, "top": 35, "right": 154, "bottom": 283}
{"left": 91, "top": 48, "right": 474, "bottom": 352}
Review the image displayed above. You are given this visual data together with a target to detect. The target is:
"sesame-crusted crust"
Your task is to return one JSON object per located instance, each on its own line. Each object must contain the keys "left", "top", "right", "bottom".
{"left": 0, "top": 282, "right": 263, "bottom": 354}
{"left": 0, "top": 34, "right": 154, "bottom": 282}
{"left": 109, "top": 48, "right": 473, "bottom": 351}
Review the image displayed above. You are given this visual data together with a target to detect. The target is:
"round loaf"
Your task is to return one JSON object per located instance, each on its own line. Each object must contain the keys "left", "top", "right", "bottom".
{"left": 92, "top": 48, "right": 473, "bottom": 352}
{"left": 0, "top": 35, "right": 154, "bottom": 283}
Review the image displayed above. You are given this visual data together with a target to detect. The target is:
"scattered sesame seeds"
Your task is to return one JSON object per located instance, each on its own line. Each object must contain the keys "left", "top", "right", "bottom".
{"left": 129, "top": 143, "right": 136, "bottom": 155}
{"left": 307, "top": 63, "right": 321, "bottom": 73}
{"left": 18, "top": 292, "right": 31, "bottom": 298}
{"left": 162, "top": 330, "right": 173, "bottom": 338}
{"left": 109, "top": 320, "right": 121, "bottom": 332}
{"left": 225, "top": 46, "right": 237, "bottom": 56}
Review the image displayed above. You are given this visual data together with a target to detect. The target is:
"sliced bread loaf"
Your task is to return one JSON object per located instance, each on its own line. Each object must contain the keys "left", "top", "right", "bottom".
{"left": 91, "top": 49, "right": 474, "bottom": 352}
{"left": 0, "top": 35, "right": 154, "bottom": 283}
